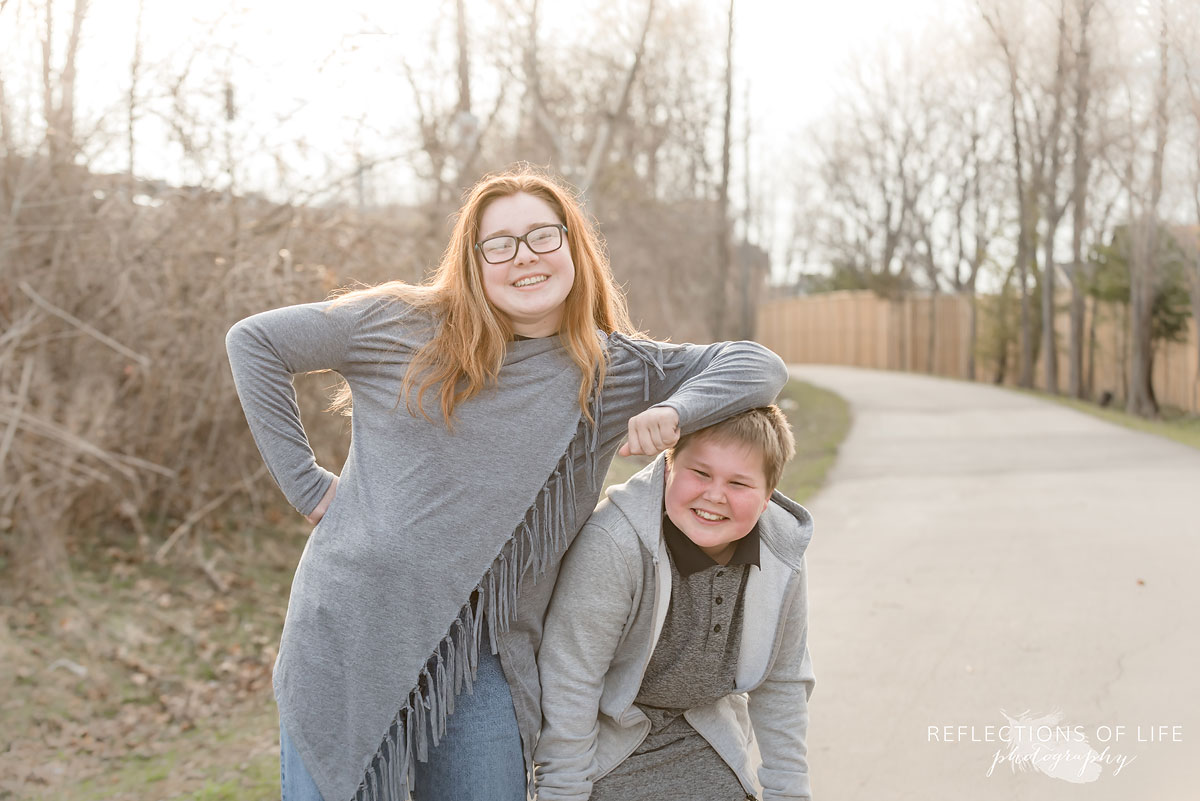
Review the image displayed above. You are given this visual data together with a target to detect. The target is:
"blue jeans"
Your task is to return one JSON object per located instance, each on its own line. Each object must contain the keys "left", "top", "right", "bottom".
{"left": 280, "top": 640, "right": 526, "bottom": 801}
{"left": 281, "top": 721, "right": 326, "bottom": 801}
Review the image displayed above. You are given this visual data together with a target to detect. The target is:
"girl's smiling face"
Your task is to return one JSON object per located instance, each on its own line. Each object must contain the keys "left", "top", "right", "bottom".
{"left": 664, "top": 436, "right": 772, "bottom": 564}
{"left": 476, "top": 192, "right": 576, "bottom": 338}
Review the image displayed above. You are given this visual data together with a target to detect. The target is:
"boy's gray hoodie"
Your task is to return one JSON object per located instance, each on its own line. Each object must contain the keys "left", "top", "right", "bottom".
{"left": 536, "top": 455, "right": 815, "bottom": 801}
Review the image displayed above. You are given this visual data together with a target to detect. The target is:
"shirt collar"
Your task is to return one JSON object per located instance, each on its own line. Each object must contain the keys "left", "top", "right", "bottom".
{"left": 662, "top": 509, "right": 760, "bottom": 578}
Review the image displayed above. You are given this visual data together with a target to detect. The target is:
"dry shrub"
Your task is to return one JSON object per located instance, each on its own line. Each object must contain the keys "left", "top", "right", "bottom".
{"left": 0, "top": 159, "right": 432, "bottom": 593}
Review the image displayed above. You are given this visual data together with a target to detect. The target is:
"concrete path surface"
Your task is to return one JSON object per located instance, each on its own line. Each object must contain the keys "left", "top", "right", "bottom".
{"left": 789, "top": 365, "right": 1200, "bottom": 801}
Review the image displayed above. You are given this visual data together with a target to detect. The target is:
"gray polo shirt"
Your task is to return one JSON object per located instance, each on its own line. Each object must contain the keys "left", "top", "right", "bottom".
{"left": 590, "top": 514, "right": 761, "bottom": 801}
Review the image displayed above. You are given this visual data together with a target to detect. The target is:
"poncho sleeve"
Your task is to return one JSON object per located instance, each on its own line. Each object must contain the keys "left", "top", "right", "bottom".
{"left": 600, "top": 336, "right": 788, "bottom": 452}
{"left": 225, "top": 299, "right": 360, "bottom": 517}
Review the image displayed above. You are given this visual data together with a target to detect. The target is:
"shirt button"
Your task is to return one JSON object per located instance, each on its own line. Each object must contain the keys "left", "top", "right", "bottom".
{"left": 713, "top": 624, "right": 722, "bottom": 633}
{"left": 715, "top": 596, "right": 723, "bottom": 605}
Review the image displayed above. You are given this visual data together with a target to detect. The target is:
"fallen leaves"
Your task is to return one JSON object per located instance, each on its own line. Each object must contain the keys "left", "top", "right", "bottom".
{"left": 1, "top": 528, "right": 301, "bottom": 798}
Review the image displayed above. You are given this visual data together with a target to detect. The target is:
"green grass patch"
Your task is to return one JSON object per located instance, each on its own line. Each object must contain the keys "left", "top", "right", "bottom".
{"left": 773, "top": 379, "right": 853, "bottom": 504}
{"left": 44, "top": 709, "right": 280, "bottom": 801}
{"left": 602, "top": 379, "right": 852, "bottom": 504}
{"left": 1023, "top": 390, "right": 1200, "bottom": 451}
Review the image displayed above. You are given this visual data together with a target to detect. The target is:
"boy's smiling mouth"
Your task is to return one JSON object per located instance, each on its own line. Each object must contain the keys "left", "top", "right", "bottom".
{"left": 692, "top": 508, "right": 728, "bottom": 522}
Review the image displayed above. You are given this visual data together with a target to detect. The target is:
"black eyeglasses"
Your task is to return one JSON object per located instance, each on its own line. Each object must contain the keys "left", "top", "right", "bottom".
{"left": 475, "top": 224, "right": 568, "bottom": 264}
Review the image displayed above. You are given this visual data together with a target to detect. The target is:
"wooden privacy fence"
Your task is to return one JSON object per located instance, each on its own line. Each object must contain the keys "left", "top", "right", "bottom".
{"left": 758, "top": 290, "right": 1200, "bottom": 415}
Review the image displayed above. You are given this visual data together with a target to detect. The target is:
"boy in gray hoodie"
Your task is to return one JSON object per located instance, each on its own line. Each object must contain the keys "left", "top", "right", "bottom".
{"left": 536, "top": 406, "right": 815, "bottom": 801}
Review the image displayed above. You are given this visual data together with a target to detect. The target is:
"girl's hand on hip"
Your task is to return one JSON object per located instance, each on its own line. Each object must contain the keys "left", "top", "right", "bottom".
{"left": 619, "top": 407, "right": 680, "bottom": 457}
{"left": 305, "top": 475, "right": 338, "bottom": 525}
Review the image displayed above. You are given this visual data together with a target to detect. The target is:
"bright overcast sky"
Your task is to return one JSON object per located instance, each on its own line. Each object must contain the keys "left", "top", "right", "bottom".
{"left": 4, "top": 0, "right": 953, "bottom": 222}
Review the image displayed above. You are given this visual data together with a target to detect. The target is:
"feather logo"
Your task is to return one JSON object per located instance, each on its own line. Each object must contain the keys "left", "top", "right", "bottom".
{"left": 988, "top": 709, "right": 1103, "bottom": 783}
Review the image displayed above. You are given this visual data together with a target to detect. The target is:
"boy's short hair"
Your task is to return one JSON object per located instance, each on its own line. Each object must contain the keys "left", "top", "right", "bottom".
{"left": 666, "top": 405, "right": 796, "bottom": 491}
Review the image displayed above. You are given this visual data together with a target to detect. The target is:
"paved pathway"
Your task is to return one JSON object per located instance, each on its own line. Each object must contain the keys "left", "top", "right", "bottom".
{"left": 790, "top": 365, "right": 1200, "bottom": 801}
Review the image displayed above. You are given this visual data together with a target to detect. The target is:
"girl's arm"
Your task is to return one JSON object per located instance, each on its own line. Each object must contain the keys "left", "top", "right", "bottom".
{"left": 604, "top": 337, "right": 788, "bottom": 455}
{"left": 225, "top": 300, "right": 358, "bottom": 518}
{"left": 535, "top": 522, "right": 638, "bottom": 801}
{"left": 747, "top": 561, "right": 816, "bottom": 801}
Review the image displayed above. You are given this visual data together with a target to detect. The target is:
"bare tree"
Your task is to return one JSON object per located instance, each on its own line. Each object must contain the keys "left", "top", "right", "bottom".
{"left": 0, "top": 71, "right": 12, "bottom": 170}
{"left": 739, "top": 80, "right": 755, "bottom": 339}
{"left": 957, "top": 87, "right": 1009, "bottom": 382}
{"left": 711, "top": 0, "right": 734, "bottom": 340}
{"left": 41, "top": 0, "right": 90, "bottom": 171}
{"left": 979, "top": 0, "right": 1043, "bottom": 388}
{"left": 513, "top": 0, "right": 565, "bottom": 167}
{"left": 1174, "top": 1, "right": 1200, "bottom": 411}
{"left": 1126, "top": 2, "right": 1171, "bottom": 417}
{"left": 1038, "top": 0, "right": 1074, "bottom": 394}
{"left": 1066, "top": 0, "right": 1098, "bottom": 398}
{"left": 581, "top": 0, "right": 656, "bottom": 193}
{"left": 904, "top": 55, "right": 961, "bottom": 372}
{"left": 125, "top": 0, "right": 144, "bottom": 186}
{"left": 805, "top": 47, "right": 923, "bottom": 297}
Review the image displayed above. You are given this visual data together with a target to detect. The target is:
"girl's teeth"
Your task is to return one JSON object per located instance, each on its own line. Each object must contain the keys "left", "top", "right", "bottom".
{"left": 514, "top": 275, "right": 548, "bottom": 287}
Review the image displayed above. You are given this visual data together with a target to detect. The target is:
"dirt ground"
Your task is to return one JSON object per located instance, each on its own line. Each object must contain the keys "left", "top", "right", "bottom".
{"left": 1, "top": 516, "right": 302, "bottom": 801}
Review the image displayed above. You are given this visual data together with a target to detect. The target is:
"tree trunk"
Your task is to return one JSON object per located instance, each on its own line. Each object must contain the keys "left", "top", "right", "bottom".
{"left": 41, "top": 0, "right": 56, "bottom": 165}
{"left": 1040, "top": 0, "right": 1071, "bottom": 395}
{"left": 980, "top": 11, "right": 1038, "bottom": 389}
{"left": 739, "top": 82, "right": 754, "bottom": 340}
{"left": 0, "top": 73, "right": 12, "bottom": 179}
{"left": 517, "top": 0, "right": 543, "bottom": 161}
{"left": 1127, "top": 216, "right": 1159, "bottom": 416}
{"left": 711, "top": 0, "right": 734, "bottom": 341}
{"left": 1126, "top": 6, "right": 1169, "bottom": 418}
{"left": 449, "top": 0, "right": 481, "bottom": 190}
{"left": 60, "top": 0, "right": 89, "bottom": 145}
{"left": 1016, "top": 208, "right": 1034, "bottom": 387}
{"left": 1005, "top": 69, "right": 1035, "bottom": 388}
{"left": 1040, "top": 218, "right": 1062, "bottom": 392}
{"left": 127, "top": 0, "right": 145, "bottom": 187}
{"left": 1067, "top": 0, "right": 1094, "bottom": 398}
{"left": 993, "top": 264, "right": 1017, "bottom": 385}
{"left": 1086, "top": 292, "right": 1097, "bottom": 398}
{"left": 456, "top": 0, "right": 471, "bottom": 115}
{"left": 967, "top": 283, "right": 978, "bottom": 381}
{"left": 42, "top": 0, "right": 90, "bottom": 174}
{"left": 926, "top": 291, "right": 937, "bottom": 374}
{"left": 1190, "top": 245, "right": 1200, "bottom": 400}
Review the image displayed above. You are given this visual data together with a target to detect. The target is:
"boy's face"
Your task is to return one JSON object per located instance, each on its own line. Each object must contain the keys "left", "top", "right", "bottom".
{"left": 664, "top": 435, "right": 772, "bottom": 564}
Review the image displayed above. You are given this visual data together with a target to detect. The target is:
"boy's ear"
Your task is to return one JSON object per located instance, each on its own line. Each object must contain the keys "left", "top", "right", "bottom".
{"left": 759, "top": 492, "right": 771, "bottom": 516}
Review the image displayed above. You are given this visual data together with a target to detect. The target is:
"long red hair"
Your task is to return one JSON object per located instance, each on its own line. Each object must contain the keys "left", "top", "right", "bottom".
{"left": 330, "top": 165, "right": 638, "bottom": 425}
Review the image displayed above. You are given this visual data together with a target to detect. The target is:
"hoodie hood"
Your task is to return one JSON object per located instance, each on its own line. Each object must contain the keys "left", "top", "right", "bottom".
{"left": 605, "top": 453, "right": 814, "bottom": 569}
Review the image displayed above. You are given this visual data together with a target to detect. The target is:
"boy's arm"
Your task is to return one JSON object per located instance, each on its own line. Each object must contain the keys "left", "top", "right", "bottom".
{"left": 535, "top": 522, "right": 638, "bottom": 801}
{"left": 747, "top": 560, "right": 816, "bottom": 801}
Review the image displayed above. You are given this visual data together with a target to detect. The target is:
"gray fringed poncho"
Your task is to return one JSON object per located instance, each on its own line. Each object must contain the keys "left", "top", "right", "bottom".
{"left": 225, "top": 294, "right": 787, "bottom": 801}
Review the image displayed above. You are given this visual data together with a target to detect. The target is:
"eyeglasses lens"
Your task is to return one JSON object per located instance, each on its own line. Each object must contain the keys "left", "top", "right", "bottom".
{"left": 480, "top": 225, "right": 562, "bottom": 263}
